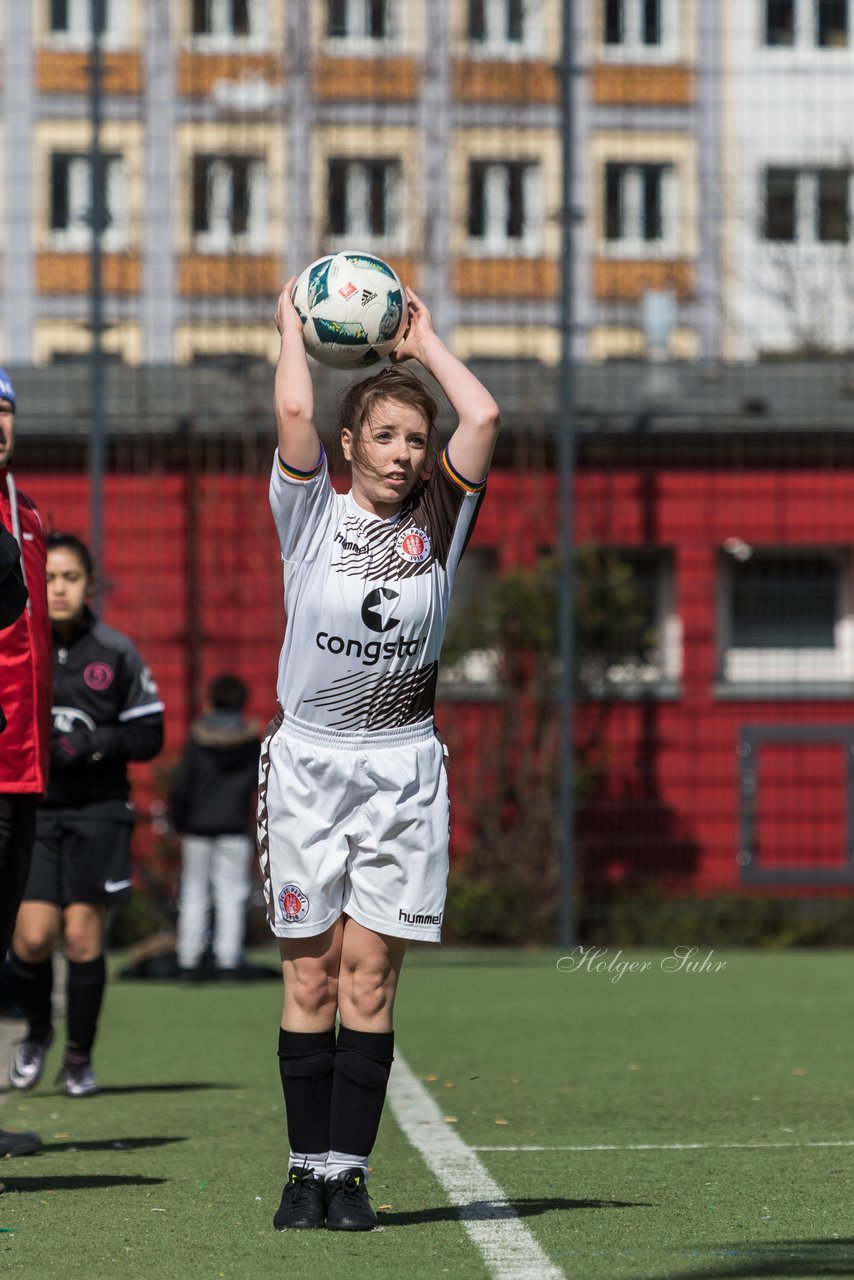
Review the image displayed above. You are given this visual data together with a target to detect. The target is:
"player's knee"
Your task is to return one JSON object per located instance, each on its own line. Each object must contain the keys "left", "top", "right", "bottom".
{"left": 62, "top": 928, "right": 100, "bottom": 963}
{"left": 287, "top": 965, "right": 338, "bottom": 1018}
{"left": 341, "top": 968, "right": 395, "bottom": 1022}
{"left": 12, "top": 927, "right": 55, "bottom": 963}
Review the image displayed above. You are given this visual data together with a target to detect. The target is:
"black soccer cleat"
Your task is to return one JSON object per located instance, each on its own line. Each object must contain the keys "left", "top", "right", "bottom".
{"left": 273, "top": 1166, "right": 326, "bottom": 1230}
{"left": 325, "top": 1168, "right": 378, "bottom": 1231}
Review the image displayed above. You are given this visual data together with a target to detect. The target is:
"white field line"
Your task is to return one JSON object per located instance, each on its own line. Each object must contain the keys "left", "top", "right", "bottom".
{"left": 387, "top": 1054, "right": 566, "bottom": 1280}
{"left": 472, "top": 1140, "right": 854, "bottom": 1153}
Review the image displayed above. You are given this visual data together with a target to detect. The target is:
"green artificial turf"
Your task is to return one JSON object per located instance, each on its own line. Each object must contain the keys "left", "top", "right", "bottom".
{"left": 0, "top": 948, "right": 852, "bottom": 1279}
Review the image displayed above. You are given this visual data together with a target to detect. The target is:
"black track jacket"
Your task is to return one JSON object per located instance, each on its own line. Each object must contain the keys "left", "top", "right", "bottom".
{"left": 46, "top": 606, "right": 164, "bottom": 814}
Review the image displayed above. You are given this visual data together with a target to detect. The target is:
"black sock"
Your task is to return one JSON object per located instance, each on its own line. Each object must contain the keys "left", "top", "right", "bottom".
{"left": 65, "top": 957, "right": 106, "bottom": 1059}
{"left": 277, "top": 1027, "right": 336, "bottom": 1155}
{"left": 9, "top": 952, "right": 53, "bottom": 1043}
{"left": 329, "top": 1025, "right": 395, "bottom": 1158}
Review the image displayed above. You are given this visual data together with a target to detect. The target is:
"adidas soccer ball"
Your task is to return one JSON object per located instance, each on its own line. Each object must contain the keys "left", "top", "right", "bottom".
{"left": 291, "top": 251, "right": 408, "bottom": 370}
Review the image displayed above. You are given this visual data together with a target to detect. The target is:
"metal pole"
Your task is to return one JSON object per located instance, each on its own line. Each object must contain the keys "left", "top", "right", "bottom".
{"left": 557, "top": 0, "right": 577, "bottom": 947}
{"left": 89, "top": 0, "right": 106, "bottom": 610}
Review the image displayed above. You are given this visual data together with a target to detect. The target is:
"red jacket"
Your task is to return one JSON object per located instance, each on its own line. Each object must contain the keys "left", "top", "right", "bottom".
{"left": 0, "top": 470, "right": 52, "bottom": 793}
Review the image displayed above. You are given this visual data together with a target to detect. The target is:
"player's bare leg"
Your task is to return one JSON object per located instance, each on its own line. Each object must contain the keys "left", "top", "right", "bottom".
{"left": 336, "top": 917, "right": 406, "bottom": 1031}
{"left": 279, "top": 916, "right": 343, "bottom": 1031}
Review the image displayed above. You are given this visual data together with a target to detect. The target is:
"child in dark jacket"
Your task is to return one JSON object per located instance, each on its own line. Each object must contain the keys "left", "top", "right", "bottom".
{"left": 170, "top": 675, "right": 261, "bottom": 977}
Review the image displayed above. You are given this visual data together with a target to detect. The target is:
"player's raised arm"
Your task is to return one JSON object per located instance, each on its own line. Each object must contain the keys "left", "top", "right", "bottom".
{"left": 274, "top": 279, "right": 322, "bottom": 472}
{"left": 391, "top": 286, "right": 500, "bottom": 482}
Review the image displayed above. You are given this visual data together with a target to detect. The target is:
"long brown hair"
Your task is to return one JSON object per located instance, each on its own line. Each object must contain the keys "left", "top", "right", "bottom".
{"left": 334, "top": 367, "right": 440, "bottom": 470}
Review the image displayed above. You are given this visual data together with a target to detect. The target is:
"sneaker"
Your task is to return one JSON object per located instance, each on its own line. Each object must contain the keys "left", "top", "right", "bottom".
{"left": 325, "top": 1168, "right": 377, "bottom": 1231}
{"left": 61, "top": 1059, "right": 98, "bottom": 1097}
{"left": 8, "top": 1032, "right": 53, "bottom": 1092}
{"left": 0, "top": 1128, "right": 43, "bottom": 1157}
{"left": 273, "top": 1166, "right": 326, "bottom": 1230}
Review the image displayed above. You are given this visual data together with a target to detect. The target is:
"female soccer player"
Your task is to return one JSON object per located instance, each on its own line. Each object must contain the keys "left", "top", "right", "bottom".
{"left": 8, "top": 532, "right": 164, "bottom": 1097}
{"left": 260, "top": 281, "right": 500, "bottom": 1231}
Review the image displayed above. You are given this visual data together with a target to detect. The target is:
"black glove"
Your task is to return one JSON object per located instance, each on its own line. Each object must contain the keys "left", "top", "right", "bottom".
{"left": 51, "top": 731, "right": 92, "bottom": 769}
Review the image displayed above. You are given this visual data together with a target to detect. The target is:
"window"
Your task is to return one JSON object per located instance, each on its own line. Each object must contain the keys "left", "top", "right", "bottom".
{"left": 49, "top": 349, "right": 124, "bottom": 366}
{"left": 49, "top": 152, "right": 128, "bottom": 251}
{"left": 191, "top": 155, "right": 269, "bottom": 252}
{"left": 818, "top": 0, "right": 849, "bottom": 45}
{"left": 578, "top": 548, "right": 681, "bottom": 696}
{"left": 467, "top": 0, "right": 541, "bottom": 54}
{"left": 48, "top": 0, "right": 129, "bottom": 48}
{"left": 601, "top": 0, "right": 678, "bottom": 55}
{"left": 467, "top": 160, "right": 542, "bottom": 254}
{"left": 604, "top": 162, "right": 678, "bottom": 252}
{"left": 189, "top": 0, "right": 266, "bottom": 48}
{"left": 763, "top": 168, "right": 851, "bottom": 243}
{"left": 765, "top": 0, "right": 795, "bottom": 44}
{"left": 330, "top": 157, "right": 407, "bottom": 247}
{"left": 192, "top": 0, "right": 249, "bottom": 36}
{"left": 733, "top": 555, "right": 836, "bottom": 648}
{"left": 327, "top": 158, "right": 402, "bottom": 247}
{"left": 604, "top": 0, "right": 659, "bottom": 45}
{"left": 327, "top": 0, "right": 397, "bottom": 44}
{"left": 764, "top": 0, "right": 849, "bottom": 46}
{"left": 720, "top": 548, "right": 854, "bottom": 686}
{"left": 764, "top": 168, "right": 797, "bottom": 240}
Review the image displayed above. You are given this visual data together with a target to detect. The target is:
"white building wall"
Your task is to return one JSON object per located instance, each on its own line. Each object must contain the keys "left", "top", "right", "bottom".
{"left": 724, "top": 0, "right": 854, "bottom": 359}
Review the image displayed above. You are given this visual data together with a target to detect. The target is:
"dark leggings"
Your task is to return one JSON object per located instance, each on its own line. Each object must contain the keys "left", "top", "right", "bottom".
{"left": 0, "top": 795, "right": 35, "bottom": 961}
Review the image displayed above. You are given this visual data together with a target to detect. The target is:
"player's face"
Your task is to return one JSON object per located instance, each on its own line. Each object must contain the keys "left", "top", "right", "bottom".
{"left": 0, "top": 399, "right": 15, "bottom": 468}
{"left": 46, "top": 547, "right": 90, "bottom": 627}
{"left": 342, "top": 400, "right": 430, "bottom": 518}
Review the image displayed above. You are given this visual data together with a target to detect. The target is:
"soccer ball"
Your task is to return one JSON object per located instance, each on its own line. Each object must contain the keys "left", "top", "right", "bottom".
{"left": 291, "top": 251, "right": 408, "bottom": 370}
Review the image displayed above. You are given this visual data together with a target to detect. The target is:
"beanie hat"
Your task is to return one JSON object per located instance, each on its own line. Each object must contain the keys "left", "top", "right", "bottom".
{"left": 0, "top": 369, "right": 15, "bottom": 409}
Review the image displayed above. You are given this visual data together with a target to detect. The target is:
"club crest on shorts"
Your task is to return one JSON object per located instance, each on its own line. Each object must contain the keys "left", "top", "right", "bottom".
{"left": 278, "top": 883, "right": 309, "bottom": 923}
{"left": 395, "top": 526, "right": 431, "bottom": 564}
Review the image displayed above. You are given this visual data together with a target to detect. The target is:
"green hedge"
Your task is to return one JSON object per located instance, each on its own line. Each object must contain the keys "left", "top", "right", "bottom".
{"left": 444, "top": 873, "right": 854, "bottom": 948}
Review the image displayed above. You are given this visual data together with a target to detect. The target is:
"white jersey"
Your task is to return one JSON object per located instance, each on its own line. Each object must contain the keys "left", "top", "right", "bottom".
{"left": 269, "top": 446, "right": 485, "bottom": 733}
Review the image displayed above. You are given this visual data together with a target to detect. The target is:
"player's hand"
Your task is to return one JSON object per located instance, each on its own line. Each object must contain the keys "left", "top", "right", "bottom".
{"left": 51, "top": 730, "right": 90, "bottom": 769}
{"left": 275, "top": 278, "right": 303, "bottom": 338}
{"left": 389, "top": 287, "right": 435, "bottom": 363}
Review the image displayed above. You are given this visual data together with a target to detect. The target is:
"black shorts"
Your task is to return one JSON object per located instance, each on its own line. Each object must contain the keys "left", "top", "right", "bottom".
{"left": 22, "top": 811, "right": 133, "bottom": 907}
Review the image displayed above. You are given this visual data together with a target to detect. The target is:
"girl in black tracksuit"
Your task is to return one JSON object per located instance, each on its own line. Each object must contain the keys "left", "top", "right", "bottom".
{"left": 8, "top": 532, "right": 163, "bottom": 1097}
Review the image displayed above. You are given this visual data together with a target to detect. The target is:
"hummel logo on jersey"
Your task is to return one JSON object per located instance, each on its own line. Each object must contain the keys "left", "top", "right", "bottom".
{"left": 361, "top": 289, "right": 377, "bottom": 305}
{"left": 361, "top": 587, "right": 400, "bottom": 633}
{"left": 334, "top": 530, "right": 368, "bottom": 555}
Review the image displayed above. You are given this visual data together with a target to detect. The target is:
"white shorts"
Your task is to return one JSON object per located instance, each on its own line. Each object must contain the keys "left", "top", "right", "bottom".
{"left": 257, "top": 711, "right": 450, "bottom": 943}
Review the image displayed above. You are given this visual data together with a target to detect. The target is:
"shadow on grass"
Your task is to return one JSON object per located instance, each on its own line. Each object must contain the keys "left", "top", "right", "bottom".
{"left": 656, "top": 1238, "right": 854, "bottom": 1279}
{"left": 379, "top": 1195, "right": 652, "bottom": 1226}
{"left": 0, "top": 1082, "right": 236, "bottom": 1101}
{"left": 61, "top": 1082, "right": 236, "bottom": 1097}
{"left": 42, "top": 1136, "right": 188, "bottom": 1154}
{"left": 3, "top": 1175, "right": 167, "bottom": 1192}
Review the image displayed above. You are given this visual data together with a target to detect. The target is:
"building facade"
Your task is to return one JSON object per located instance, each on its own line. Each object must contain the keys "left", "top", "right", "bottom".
{"left": 1, "top": 0, "right": 564, "bottom": 367}
{"left": 723, "top": 0, "right": 854, "bottom": 359}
